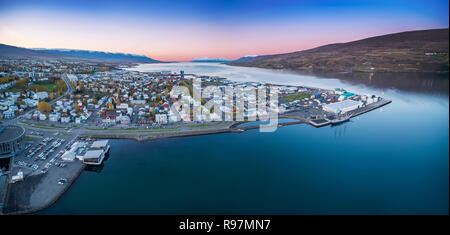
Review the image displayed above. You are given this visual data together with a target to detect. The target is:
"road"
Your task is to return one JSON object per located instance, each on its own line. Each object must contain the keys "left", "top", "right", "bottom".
{"left": 3, "top": 73, "right": 73, "bottom": 126}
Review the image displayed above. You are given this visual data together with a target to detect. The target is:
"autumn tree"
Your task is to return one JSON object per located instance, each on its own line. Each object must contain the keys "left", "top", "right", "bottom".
{"left": 38, "top": 101, "right": 51, "bottom": 114}
{"left": 74, "top": 102, "right": 79, "bottom": 113}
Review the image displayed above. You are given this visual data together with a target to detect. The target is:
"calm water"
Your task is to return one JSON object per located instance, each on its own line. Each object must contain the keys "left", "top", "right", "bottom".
{"left": 40, "top": 63, "right": 449, "bottom": 214}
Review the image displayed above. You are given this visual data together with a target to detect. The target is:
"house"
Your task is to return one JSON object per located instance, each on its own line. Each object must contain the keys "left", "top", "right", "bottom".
{"left": 2, "top": 110, "right": 15, "bottom": 119}
{"left": 116, "top": 103, "right": 128, "bottom": 110}
{"left": 155, "top": 114, "right": 168, "bottom": 124}
{"left": 61, "top": 116, "right": 71, "bottom": 123}
{"left": 33, "top": 92, "right": 49, "bottom": 100}
{"left": 24, "top": 98, "right": 39, "bottom": 107}
{"left": 39, "top": 113, "right": 47, "bottom": 120}
{"left": 102, "top": 111, "right": 116, "bottom": 124}
{"left": 49, "top": 113, "right": 61, "bottom": 122}
{"left": 118, "top": 115, "right": 131, "bottom": 125}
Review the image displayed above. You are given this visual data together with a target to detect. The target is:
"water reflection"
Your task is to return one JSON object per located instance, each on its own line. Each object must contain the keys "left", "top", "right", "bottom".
{"left": 129, "top": 63, "right": 448, "bottom": 96}
{"left": 293, "top": 71, "right": 449, "bottom": 95}
{"left": 332, "top": 122, "right": 348, "bottom": 139}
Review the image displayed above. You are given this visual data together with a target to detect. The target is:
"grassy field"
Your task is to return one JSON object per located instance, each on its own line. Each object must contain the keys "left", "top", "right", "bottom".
{"left": 6, "top": 80, "right": 64, "bottom": 93}
{"left": 282, "top": 92, "right": 311, "bottom": 102}
{"left": 38, "top": 83, "right": 57, "bottom": 92}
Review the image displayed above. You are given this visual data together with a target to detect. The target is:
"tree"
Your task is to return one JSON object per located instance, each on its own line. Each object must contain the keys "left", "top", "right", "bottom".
{"left": 107, "top": 102, "right": 114, "bottom": 110}
{"left": 16, "top": 78, "right": 28, "bottom": 91}
{"left": 38, "top": 101, "right": 51, "bottom": 114}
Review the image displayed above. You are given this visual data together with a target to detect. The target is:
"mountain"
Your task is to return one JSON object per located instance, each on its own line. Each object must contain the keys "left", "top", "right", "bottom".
{"left": 0, "top": 43, "right": 160, "bottom": 63}
{"left": 191, "top": 57, "right": 231, "bottom": 63}
{"left": 33, "top": 48, "right": 160, "bottom": 63}
{"left": 0, "top": 43, "right": 79, "bottom": 60}
{"left": 229, "top": 28, "right": 449, "bottom": 73}
{"left": 232, "top": 55, "right": 263, "bottom": 63}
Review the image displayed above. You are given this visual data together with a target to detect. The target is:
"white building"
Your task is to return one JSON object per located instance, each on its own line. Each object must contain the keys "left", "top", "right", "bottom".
{"left": 49, "top": 113, "right": 61, "bottom": 122}
{"left": 33, "top": 92, "right": 49, "bottom": 100}
{"left": 11, "top": 171, "right": 24, "bottom": 183}
{"left": 323, "top": 100, "right": 362, "bottom": 114}
{"left": 155, "top": 114, "right": 168, "bottom": 124}
{"left": 116, "top": 103, "right": 128, "bottom": 110}
{"left": 2, "top": 110, "right": 15, "bottom": 119}
{"left": 118, "top": 115, "right": 131, "bottom": 124}
{"left": 61, "top": 116, "right": 71, "bottom": 123}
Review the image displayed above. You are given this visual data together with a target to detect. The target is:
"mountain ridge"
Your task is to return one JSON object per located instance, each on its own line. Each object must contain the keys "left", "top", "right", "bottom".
{"left": 229, "top": 28, "right": 449, "bottom": 73}
{"left": 0, "top": 43, "right": 160, "bottom": 63}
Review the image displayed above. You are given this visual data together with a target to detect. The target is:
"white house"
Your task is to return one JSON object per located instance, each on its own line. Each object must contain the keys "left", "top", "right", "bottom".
{"left": 33, "top": 92, "right": 49, "bottom": 100}
{"left": 2, "top": 110, "right": 15, "bottom": 119}
{"left": 155, "top": 114, "right": 168, "bottom": 124}
{"left": 49, "top": 113, "right": 61, "bottom": 122}
{"left": 61, "top": 116, "right": 71, "bottom": 123}
{"left": 118, "top": 115, "right": 131, "bottom": 124}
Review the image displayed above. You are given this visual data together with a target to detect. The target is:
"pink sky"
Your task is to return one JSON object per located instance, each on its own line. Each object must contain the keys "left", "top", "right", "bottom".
{"left": 0, "top": 2, "right": 447, "bottom": 61}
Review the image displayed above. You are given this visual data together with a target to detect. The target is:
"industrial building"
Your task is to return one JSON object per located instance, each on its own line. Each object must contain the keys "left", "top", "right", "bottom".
{"left": 322, "top": 100, "right": 362, "bottom": 114}
{"left": 83, "top": 140, "right": 110, "bottom": 165}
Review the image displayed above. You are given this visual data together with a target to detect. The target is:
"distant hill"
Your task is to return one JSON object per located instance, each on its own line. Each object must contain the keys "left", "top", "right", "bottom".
{"left": 34, "top": 48, "right": 160, "bottom": 63}
{"left": 0, "top": 43, "right": 160, "bottom": 63}
{"left": 191, "top": 57, "right": 231, "bottom": 63}
{"left": 0, "top": 43, "right": 79, "bottom": 60}
{"left": 232, "top": 55, "right": 264, "bottom": 63}
{"left": 230, "top": 28, "right": 449, "bottom": 73}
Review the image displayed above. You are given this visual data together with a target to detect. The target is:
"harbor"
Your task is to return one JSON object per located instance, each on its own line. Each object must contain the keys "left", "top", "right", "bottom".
{"left": 0, "top": 92, "right": 391, "bottom": 214}
{"left": 1, "top": 138, "right": 110, "bottom": 214}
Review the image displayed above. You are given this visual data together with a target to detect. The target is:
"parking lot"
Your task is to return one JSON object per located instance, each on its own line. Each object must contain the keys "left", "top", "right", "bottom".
{"left": 12, "top": 131, "right": 77, "bottom": 179}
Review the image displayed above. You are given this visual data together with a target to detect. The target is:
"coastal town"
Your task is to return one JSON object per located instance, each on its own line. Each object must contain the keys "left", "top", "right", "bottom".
{"left": 0, "top": 58, "right": 391, "bottom": 214}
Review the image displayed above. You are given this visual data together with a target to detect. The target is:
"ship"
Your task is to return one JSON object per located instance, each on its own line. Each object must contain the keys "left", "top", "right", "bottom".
{"left": 331, "top": 116, "right": 350, "bottom": 125}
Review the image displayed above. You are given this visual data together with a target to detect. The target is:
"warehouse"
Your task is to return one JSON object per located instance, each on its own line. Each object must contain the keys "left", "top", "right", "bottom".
{"left": 322, "top": 100, "right": 362, "bottom": 114}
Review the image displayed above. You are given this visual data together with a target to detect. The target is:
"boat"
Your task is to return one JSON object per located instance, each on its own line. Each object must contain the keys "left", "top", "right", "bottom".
{"left": 331, "top": 116, "right": 350, "bottom": 125}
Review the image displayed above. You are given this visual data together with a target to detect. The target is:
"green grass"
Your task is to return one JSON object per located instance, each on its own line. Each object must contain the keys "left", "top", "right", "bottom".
{"left": 187, "top": 121, "right": 230, "bottom": 129}
{"left": 60, "top": 132, "right": 71, "bottom": 137}
{"left": 86, "top": 126, "right": 181, "bottom": 132}
{"left": 283, "top": 92, "right": 311, "bottom": 102}
{"left": 5, "top": 80, "right": 65, "bottom": 93}
{"left": 25, "top": 136, "right": 41, "bottom": 140}
{"left": 38, "top": 83, "right": 57, "bottom": 92}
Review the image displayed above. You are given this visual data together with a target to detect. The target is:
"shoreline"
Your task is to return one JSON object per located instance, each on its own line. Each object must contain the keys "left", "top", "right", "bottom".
{"left": 2, "top": 99, "right": 391, "bottom": 215}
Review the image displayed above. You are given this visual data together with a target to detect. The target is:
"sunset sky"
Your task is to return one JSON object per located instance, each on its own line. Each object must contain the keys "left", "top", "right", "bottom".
{"left": 0, "top": 0, "right": 448, "bottom": 61}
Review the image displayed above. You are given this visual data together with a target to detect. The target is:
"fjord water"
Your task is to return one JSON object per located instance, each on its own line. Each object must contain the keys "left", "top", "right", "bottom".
{"left": 41, "top": 63, "right": 448, "bottom": 214}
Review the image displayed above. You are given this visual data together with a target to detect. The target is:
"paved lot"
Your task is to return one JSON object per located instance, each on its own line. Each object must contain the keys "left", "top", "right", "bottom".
{"left": 2, "top": 128, "right": 94, "bottom": 214}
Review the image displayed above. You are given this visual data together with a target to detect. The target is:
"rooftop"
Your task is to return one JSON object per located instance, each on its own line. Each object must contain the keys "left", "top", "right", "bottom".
{"left": 91, "top": 140, "right": 109, "bottom": 148}
{"left": 83, "top": 150, "right": 103, "bottom": 159}
{"left": 0, "top": 125, "right": 25, "bottom": 143}
{"left": 323, "top": 100, "right": 361, "bottom": 110}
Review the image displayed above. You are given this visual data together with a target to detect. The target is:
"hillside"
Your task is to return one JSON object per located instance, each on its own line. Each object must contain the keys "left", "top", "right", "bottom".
{"left": 230, "top": 28, "right": 449, "bottom": 73}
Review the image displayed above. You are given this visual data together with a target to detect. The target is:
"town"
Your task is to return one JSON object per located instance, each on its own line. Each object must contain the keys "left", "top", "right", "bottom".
{"left": 0, "top": 58, "right": 391, "bottom": 214}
